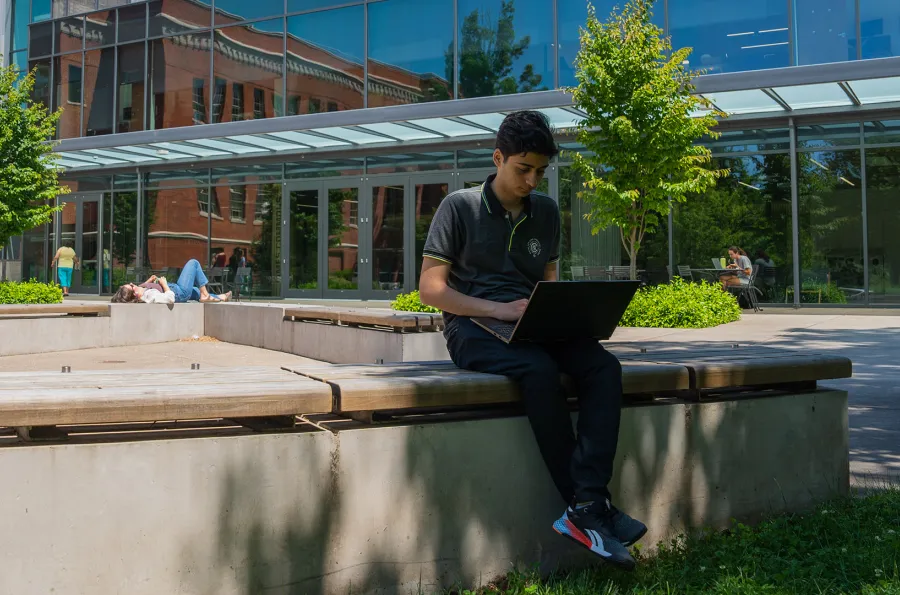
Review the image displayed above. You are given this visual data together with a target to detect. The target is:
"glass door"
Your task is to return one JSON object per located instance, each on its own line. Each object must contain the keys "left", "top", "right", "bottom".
{"left": 284, "top": 181, "right": 322, "bottom": 297}
{"left": 56, "top": 193, "right": 104, "bottom": 295}
{"left": 411, "top": 174, "right": 453, "bottom": 290}
{"left": 366, "top": 176, "right": 407, "bottom": 298}
{"left": 323, "top": 180, "right": 363, "bottom": 298}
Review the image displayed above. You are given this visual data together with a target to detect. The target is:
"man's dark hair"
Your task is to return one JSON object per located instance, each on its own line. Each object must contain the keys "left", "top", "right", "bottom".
{"left": 495, "top": 110, "right": 559, "bottom": 159}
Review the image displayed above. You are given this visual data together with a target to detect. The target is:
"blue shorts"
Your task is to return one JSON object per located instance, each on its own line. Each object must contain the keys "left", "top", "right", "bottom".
{"left": 58, "top": 267, "right": 73, "bottom": 288}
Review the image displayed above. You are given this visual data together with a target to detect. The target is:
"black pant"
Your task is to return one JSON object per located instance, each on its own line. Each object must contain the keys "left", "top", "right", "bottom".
{"left": 446, "top": 317, "right": 623, "bottom": 506}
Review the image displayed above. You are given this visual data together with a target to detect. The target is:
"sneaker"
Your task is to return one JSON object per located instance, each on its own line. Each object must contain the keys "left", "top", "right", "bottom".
{"left": 552, "top": 502, "right": 636, "bottom": 571}
{"left": 608, "top": 503, "right": 647, "bottom": 547}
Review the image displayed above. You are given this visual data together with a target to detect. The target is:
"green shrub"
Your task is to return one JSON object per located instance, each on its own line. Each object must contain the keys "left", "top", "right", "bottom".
{"left": 802, "top": 280, "right": 848, "bottom": 304}
{"left": 619, "top": 278, "right": 741, "bottom": 328}
{"left": 391, "top": 290, "right": 440, "bottom": 314}
{"left": 0, "top": 280, "right": 63, "bottom": 304}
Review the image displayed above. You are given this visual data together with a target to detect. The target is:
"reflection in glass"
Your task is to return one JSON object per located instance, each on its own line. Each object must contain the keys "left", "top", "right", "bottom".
{"left": 145, "top": 187, "right": 210, "bottom": 274}
{"left": 29, "top": 22, "right": 53, "bottom": 57}
{"left": 22, "top": 223, "right": 50, "bottom": 283}
{"left": 213, "top": 19, "right": 285, "bottom": 122}
{"left": 32, "top": 0, "right": 51, "bottom": 22}
{"left": 29, "top": 59, "right": 53, "bottom": 109}
{"left": 285, "top": 158, "right": 364, "bottom": 179}
{"left": 215, "top": 0, "right": 284, "bottom": 25}
{"left": 79, "top": 200, "right": 100, "bottom": 291}
{"left": 106, "top": 192, "right": 139, "bottom": 292}
{"left": 367, "top": 0, "right": 454, "bottom": 106}
{"left": 860, "top": 0, "right": 900, "bottom": 59}
{"left": 366, "top": 152, "right": 454, "bottom": 174}
{"left": 55, "top": 16, "right": 84, "bottom": 54}
{"left": 797, "top": 150, "right": 863, "bottom": 304}
{"left": 83, "top": 47, "right": 116, "bottom": 136}
{"left": 865, "top": 148, "right": 900, "bottom": 302}
{"left": 669, "top": 0, "right": 790, "bottom": 73}
{"left": 674, "top": 155, "right": 794, "bottom": 303}
{"left": 85, "top": 11, "right": 116, "bottom": 48}
{"left": 793, "top": 0, "right": 856, "bottom": 65}
{"left": 286, "top": 7, "right": 364, "bottom": 114}
{"left": 117, "top": 43, "right": 145, "bottom": 133}
{"left": 415, "top": 181, "right": 449, "bottom": 287}
{"left": 118, "top": 4, "right": 147, "bottom": 43}
{"left": 328, "top": 187, "right": 359, "bottom": 290}
{"left": 457, "top": 0, "right": 553, "bottom": 98}
{"left": 149, "top": 35, "right": 212, "bottom": 129}
{"left": 290, "top": 188, "right": 319, "bottom": 289}
{"left": 371, "top": 183, "right": 405, "bottom": 291}
{"left": 54, "top": 54, "right": 84, "bottom": 139}
{"left": 149, "top": 0, "right": 212, "bottom": 37}
{"left": 13, "top": 0, "right": 31, "bottom": 51}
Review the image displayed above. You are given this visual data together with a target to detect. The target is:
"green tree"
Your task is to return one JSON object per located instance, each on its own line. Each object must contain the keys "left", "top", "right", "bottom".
{"left": 0, "top": 61, "right": 68, "bottom": 254}
{"left": 569, "top": 0, "right": 727, "bottom": 279}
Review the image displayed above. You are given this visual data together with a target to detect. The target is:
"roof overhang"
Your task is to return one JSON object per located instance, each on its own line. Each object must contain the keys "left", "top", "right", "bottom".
{"left": 53, "top": 56, "right": 900, "bottom": 174}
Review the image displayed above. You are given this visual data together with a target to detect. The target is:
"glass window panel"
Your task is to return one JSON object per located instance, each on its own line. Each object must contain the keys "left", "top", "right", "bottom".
{"left": 211, "top": 163, "right": 283, "bottom": 183}
{"left": 674, "top": 155, "right": 794, "bottom": 303}
{"left": 669, "top": 0, "right": 790, "bottom": 74}
{"left": 115, "top": 43, "right": 145, "bottom": 133}
{"left": 371, "top": 183, "right": 405, "bottom": 290}
{"left": 29, "top": 59, "right": 53, "bottom": 109}
{"left": 213, "top": 19, "right": 285, "bottom": 122}
{"left": 145, "top": 187, "right": 210, "bottom": 276}
{"left": 85, "top": 10, "right": 116, "bottom": 48}
{"left": 29, "top": 22, "right": 53, "bottom": 57}
{"left": 12, "top": 0, "right": 30, "bottom": 51}
{"left": 146, "top": 169, "right": 209, "bottom": 189}
{"left": 83, "top": 47, "right": 116, "bottom": 137}
{"left": 865, "top": 148, "right": 900, "bottom": 302}
{"left": 703, "top": 127, "right": 791, "bottom": 153}
{"left": 457, "top": 147, "right": 495, "bottom": 168}
{"left": 538, "top": 107, "right": 583, "bottom": 129}
{"left": 367, "top": 0, "right": 453, "bottom": 107}
{"left": 358, "top": 122, "right": 442, "bottom": 141}
{"left": 414, "top": 180, "right": 450, "bottom": 286}
{"left": 53, "top": 55, "right": 83, "bottom": 139}
{"left": 151, "top": 142, "right": 226, "bottom": 157}
{"left": 215, "top": 0, "right": 285, "bottom": 26}
{"left": 289, "top": 187, "right": 318, "bottom": 290}
{"left": 851, "top": 77, "right": 900, "bottom": 104}
{"left": 860, "top": 0, "right": 900, "bottom": 59}
{"left": 149, "top": 0, "right": 212, "bottom": 37}
{"left": 457, "top": 0, "right": 553, "bottom": 98}
{"left": 458, "top": 112, "right": 506, "bottom": 131}
{"left": 285, "top": 158, "right": 363, "bottom": 179}
{"left": 32, "top": 0, "right": 52, "bottom": 22}
{"left": 327, "top": 186, "right": 359, "bottom": 290}
{"left": 113, "top": 173, "right": 140, "bottom": 189}
{"left": 702, "top": 90, "right": 783, "bottom": 115}
{"left": 286, "top": 6, "right": 364, "bottom": 115}
{"left": 55, "top": 16, "right": 84, "bottom": 54}
{"left": 366, "top": 152, "right": 454, "bottom": 174}
{"left": 797, "top": 123, "right": 861, "bottom": 148}
{"left": 315, "top": 127, "right": 392, "bottom": 144}
{"left": 287, "top": 0, "right": 357, "bottom": 14}
{"left": 771, "top": 83, "right": 854, "bottom": 110}
{"left": 406, "top": 117, "right": 487, "bottom": 137}
{"left": 226, "top": 135, "right": 302, "bottom": 151}
{"left": 148, "top": 35, "right": 212, "bottom": 129}
{"left": 189, "top": 139, "right": 268, "bottom": 154}
{"left": 865, "top": 119, "right": 900, "bottom": 144}
{"left": 106, "top": 191, "right": 139, "bottom": 291}
{"left": 270, "top": 130, "right": 348, "bottom": 147}
{"left": 557, "top": 0, "right": 664, "bottom": 87}
{"left": 118, "top": 5, "right": 147, "bottom": 42}
{"left": 117, "top": 145, "right": 190, "bottom": 160}
{"left": 793, "top": 0, "right": 856, "bottom": 65}
{"left": 798, "top": 150, "right": 863, "bottom": 303}
{"left": 12, "top": 51, "right": 29, "bottom": 81}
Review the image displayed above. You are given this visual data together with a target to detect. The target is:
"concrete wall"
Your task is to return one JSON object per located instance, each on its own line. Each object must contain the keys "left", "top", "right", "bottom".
{"left": 0, "top": 389, "right": 848, "bottom": 595}
{"left": 0, "top": 303, "right": 205, "bottom": 356}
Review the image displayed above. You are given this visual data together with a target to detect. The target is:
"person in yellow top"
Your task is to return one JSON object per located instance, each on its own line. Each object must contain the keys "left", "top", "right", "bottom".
{"left": 51, "top": 241, "right": 79, "bottom": 297}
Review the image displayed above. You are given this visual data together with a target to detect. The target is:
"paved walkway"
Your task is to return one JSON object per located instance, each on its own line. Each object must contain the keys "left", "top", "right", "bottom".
{"left": 609, "top": 314, "right": 900, "bottom": 487}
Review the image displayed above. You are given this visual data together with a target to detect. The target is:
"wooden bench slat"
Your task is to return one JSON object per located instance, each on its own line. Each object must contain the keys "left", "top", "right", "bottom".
{"left": 0, "top": 372, "right": 305, "bottom": 390}
{"left": 0, "top": 304, "right": 110, "bottom": 317}
{"left": 687, "top": 355, "right": 852, "bottom": 389}
{"left": 283, "top": 307, "right": 439, "bottom": 329}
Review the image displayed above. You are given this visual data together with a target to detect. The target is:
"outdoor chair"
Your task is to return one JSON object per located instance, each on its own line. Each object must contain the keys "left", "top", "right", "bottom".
{"left": 570, "top": 266, "right": 585, "bottom": 280}
{"left": 583, "top": 266, "right": 610, "bottom": 280}
{"left": 206, "top": 267, "right": 227, "bottom": 295}
{"left": 728, "top": 264, "right": 763, "bottom": 312}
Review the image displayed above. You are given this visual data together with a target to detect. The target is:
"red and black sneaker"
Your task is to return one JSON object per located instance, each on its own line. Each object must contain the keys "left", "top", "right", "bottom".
{"left": 552, "top": 501, "right": 637, "bottom": 571}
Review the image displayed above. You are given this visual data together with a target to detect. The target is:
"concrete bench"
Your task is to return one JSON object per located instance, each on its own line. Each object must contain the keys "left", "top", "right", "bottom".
{"left": 284, "top": 306, "right": 443, "bottom": 332}
{"left": 286, "top": 347, "right": 851, "bottom": 419}
{"left": 0, "top": 367, "right": 333, "bottom": 440}
{"left": 0, "top": 303, "right": 110, "bottom": 318}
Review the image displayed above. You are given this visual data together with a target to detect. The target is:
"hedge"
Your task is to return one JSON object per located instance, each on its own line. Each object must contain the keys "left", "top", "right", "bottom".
{"left": 0, "top": 280, "right": 64, "bottom": 304}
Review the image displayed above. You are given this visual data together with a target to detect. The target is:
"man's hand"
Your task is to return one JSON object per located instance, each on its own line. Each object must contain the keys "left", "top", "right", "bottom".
{"left": 492, "top": 299, "right": 528, "bottom": 322}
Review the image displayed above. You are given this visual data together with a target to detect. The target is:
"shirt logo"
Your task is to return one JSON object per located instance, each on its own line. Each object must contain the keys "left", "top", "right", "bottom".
{"left": 527, "top": 238, "right": 542, "bottom": 257}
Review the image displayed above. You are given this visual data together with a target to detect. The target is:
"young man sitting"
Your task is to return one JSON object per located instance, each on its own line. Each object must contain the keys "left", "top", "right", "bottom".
{"left": 419, "top": 110, "right": 646, "bottom": 570}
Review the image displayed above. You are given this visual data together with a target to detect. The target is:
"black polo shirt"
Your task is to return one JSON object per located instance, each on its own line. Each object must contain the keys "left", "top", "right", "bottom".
{"left": 422, "top": 173, "right": 560, "bottom": 326}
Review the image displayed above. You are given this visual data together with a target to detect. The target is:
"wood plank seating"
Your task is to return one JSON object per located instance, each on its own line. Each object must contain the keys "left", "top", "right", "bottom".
{"left": 285, "top": 346, "right": 851, "bottom": 421}
{"left": 0, "top": 303, "right": 110, "bottom": 318}
{"left": 284, "top": 306, "right": 443, "bottom": 332}
{"left": 0, "top": 367, "right": 332, "bottom": 440}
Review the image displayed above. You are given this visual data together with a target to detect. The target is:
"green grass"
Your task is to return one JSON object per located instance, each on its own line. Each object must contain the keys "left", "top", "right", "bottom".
{"left": 460, "top": 490, "right": 900, "bottom": 595}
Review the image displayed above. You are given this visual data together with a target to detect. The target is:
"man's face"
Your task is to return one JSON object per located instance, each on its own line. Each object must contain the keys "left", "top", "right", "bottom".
{"left": 493, "top": 150, "right": 550, "bottom": 198}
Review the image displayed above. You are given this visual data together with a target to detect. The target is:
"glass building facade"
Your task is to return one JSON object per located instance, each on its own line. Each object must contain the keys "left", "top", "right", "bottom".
{"left": 5, "top": 0, "right": 900, "bottom": 306}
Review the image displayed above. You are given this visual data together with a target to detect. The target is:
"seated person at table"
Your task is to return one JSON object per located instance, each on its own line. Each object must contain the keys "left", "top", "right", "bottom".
{"left": 721, "top": 246, "right": 752, "bottom": 289}
{"left": 111, "top": 259, "right": 231, "bottom": 304}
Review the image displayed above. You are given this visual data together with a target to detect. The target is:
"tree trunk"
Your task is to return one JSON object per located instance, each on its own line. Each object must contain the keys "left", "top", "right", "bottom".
{"left": 629, "top": 249, "right": 638, "bottom": 281}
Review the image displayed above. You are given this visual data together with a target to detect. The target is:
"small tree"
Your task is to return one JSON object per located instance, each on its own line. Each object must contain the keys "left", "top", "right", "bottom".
{"left": 0, "top": 60, "right": 68, "bottom": 254}
{"left": 569, "top": 0, "right": 727, "bottom": 280}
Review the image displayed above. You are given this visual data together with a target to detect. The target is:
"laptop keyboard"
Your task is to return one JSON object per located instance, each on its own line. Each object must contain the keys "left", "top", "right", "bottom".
{"left": 491, "top": 322, "right": 517, "bottom": 339}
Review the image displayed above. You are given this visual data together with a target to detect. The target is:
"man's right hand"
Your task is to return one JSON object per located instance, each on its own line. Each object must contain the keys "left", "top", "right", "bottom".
{"left": 492, "top": 299, "right": 528, "bottom": 322}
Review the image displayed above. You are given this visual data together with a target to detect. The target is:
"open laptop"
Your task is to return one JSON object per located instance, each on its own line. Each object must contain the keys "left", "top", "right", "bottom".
{"left": 472, "top": 280, "right": 640, "bottom": 343}
{"left": 712, "top": 258, "right": 724, "bottom": 270}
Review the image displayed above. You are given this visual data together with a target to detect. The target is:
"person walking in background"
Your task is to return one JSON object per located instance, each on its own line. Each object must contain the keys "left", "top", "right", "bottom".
{"left": 51, "top": 241, "right": 79, "bottom": 297}
{"left": 110, "top": 258, "right": 231, "bottom": 304}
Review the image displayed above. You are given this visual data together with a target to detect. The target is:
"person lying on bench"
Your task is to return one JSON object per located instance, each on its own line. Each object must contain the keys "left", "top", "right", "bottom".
{"left": 418, "top": 110, "right": 646, "bottom": 571}
{"left": 111, "top": 259, "right": 231, "bottom": 304}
